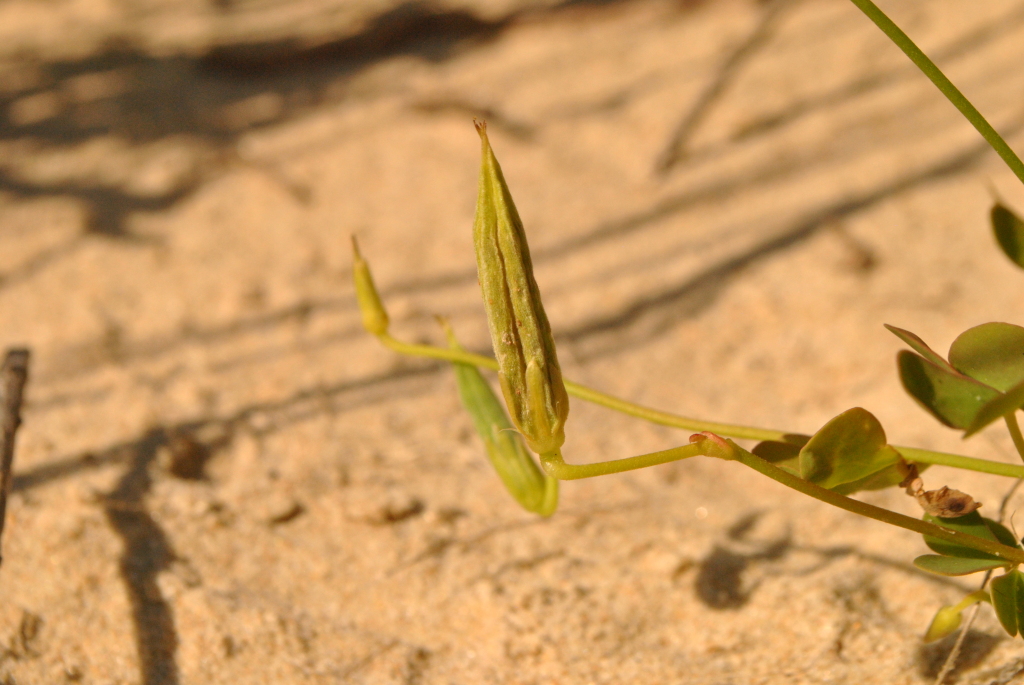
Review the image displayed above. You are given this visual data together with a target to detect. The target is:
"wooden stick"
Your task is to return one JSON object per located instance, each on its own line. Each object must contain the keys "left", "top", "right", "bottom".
{"left": 0, "top": 349, "right": 30, "bottom": 569}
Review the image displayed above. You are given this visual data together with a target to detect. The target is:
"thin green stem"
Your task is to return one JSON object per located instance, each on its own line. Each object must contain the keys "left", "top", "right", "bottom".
{"left": 1004, "top": 412, "right": 1024, "bottom": 465}
{"left": 896, "top": 447, "right": 1024, "bottom": 479}
{"left": 539, "top": 444, "right": 704, "bottom": 480}
{"left": 848, "top": 0, "right": 1024, "bottom": 186}
{"left": 562, "top": 378, "right": 790, "bottom": 441}
{"left": 380, "top": 334, "right": 500, "bottom": 370}
{"left": 952, "top": 589, "right": 991, "bottom": 613}
{"left": 377, "top": 334, "right": 1024, "bottom": 479}
{"left": 733, "top": 445, "right": 1024, "bottom": 565}
{"left": 542, "top": 435, "right": 1024, "bottom": 564}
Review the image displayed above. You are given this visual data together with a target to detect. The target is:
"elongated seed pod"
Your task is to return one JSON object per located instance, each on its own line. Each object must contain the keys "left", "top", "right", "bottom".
{"left": 472, "top": 121, "right": 569, "bottom": 456}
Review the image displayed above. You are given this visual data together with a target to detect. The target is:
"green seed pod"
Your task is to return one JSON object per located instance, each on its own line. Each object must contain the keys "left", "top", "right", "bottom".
{"left": 351, "top": 236, "right": 390, "bottom": 336}
{"left": 472, "top": 121, "right": 569, "bottom": 457}
{"left": 442, "top": 319, "right": 557, "bottom": 516}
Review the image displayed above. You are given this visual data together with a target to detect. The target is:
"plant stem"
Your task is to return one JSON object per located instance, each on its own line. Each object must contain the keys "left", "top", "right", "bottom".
{"left": 539, "top": 435, "right": 1024, "bottom": 564}
{"left": 733, "top": 445, "right": 1024, "bottom": 565}
{"left": 895, "top": 447, "right": 1024, "bottom": 479}
{"left": 539, "top": 444, "right": 704, "bottom": 480}
{"left": 378, "top": 334, "right": 1024, "bottom": 479}
{"left": 1005, "top": 413, "right": 1024, "bottom": 465}
{"left": 848, "top": 0, "right": 1024, "bottom": 186}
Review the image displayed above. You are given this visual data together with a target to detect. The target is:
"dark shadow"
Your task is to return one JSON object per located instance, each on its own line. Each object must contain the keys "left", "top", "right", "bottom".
{"left": 732, "top": 2, "right": 1024, "bottom": 143}
{"left": 562, "top": 113, "right": 1024, "bottom": 359}
{"left": 34, "top": 100, "right": 1011, "bottom": 385}
{"left": 695, "top": 511, "right": 791, "bottom": 609}
{"left": 694, "top": 511, "right": 976, "bottom": 609}
{"left": 200, "top": 2, "right": 511, "bottom": 73}
{"left": 0, "top": 0, "right": 662, "bottom": 286}
{"left": 655, "top": 0, "right": 796, "bottom": 174}
{"left": 10, "top": 359, "right": 449, "bottom": 681}
{"left": 917, "top": 630, "right": 1003, "bottom": 681}
{"left": 12, "top": 360, "right": 444, "bottom": 494}
{"left": 103, "top": 428, "right": 180, "bottom": 685}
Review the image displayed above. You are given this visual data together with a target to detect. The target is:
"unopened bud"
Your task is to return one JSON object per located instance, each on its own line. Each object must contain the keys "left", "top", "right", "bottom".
{"left": 924, "top": 590, "right": 989, "bottom": 642}
{"left": 351, "top": 236, "right": 390, "bottom": 336}
{"left": 924, "top": 605, "right": 962, "bottom": 642}
{"left": 472, "top": 121, "right": 568, "bottom": 456}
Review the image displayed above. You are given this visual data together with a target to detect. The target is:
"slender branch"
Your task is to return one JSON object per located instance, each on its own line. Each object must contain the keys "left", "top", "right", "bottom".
{"left": 377, "top": 334, "right": 1024, "bottom": 479}
{"left": 536, "top": 432, "right": 1024, "bottom": 564}
{"left": 539, "top": 444, "right": 704, "bottom": 480}
{"left": 0, "top": 349, "right": 30, "bottom": 569}
{"left": 1004, "top": 413, "right": 1024, "bottom": 464}
{"left": 377, "top": 323, "right": 1024, "bottom": 561}
{"left": 732, "top": 445, "right": 1024, "bottom": 565}
{"left": 848, "top": 0, "right": 1024, "bottom": 186}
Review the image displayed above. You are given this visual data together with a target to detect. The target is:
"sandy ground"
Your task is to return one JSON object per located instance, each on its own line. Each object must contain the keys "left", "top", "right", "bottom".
{"left": 2, "top": 0, "right": 1024, "bottom": 682}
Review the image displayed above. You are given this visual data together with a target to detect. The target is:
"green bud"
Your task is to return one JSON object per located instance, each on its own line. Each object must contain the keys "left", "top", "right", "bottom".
{"left": 472, "top": 121, "right": 569, "bottom": 456}
{"left": 924, "top": 605, "right": 963, "bottom": 643}
{"left": 923, "top": 590, "right": 990, "bottom": 642}
{"left": 441, "top": 318, "right": 557, "bottom": 516}
{"left": 351, "top": 236, "right": 390, "bottom": 336}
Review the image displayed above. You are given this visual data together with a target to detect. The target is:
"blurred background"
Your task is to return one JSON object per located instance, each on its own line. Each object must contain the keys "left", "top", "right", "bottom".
{"left": 2, "top": 0, "right": 1024, "bottom": 682}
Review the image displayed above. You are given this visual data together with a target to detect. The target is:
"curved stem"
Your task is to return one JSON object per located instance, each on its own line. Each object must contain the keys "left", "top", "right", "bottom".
{"left": 377, "top": 333, "right": 1024, "bottom": 479}
{"left": 539, "top": 444, "right": 704, "bottom": 480}
{"left": 1004, "top": 412, "right": 1024, "bottom": 465}
{"left": 848, "top": 0, "right": 1024, "bottom": 186}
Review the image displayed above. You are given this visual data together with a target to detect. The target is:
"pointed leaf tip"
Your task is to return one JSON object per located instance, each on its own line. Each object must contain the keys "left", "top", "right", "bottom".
{"left": 885, "top": 324, "right": 956, "bottom": 372}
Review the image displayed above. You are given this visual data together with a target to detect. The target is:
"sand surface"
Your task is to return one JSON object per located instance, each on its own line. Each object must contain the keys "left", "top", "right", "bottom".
{"left": 2, "top": 0, "right": 1024, "bottom": 682}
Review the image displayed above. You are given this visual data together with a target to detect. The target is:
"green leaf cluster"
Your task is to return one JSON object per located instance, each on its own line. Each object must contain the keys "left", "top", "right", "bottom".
{"left": 887, "top": 323, "right": 1024, "bottom": 436}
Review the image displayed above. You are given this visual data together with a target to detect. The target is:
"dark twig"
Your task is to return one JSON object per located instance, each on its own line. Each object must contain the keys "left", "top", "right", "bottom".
{"left": 0, "top": 348, "right": 30, "bottom": 569}
{"left": 934, "top": 479, "right": 1023, "bottom": 685}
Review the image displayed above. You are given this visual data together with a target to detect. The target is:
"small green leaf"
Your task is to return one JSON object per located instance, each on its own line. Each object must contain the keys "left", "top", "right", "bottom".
{"left": 965, "top": 375, "right": 1024, "bottom": 437}
{"left": 923, "top": 511, "right": 999, "bottom": 557}
{"left": 897, "top": 351, "right": 1001, "bottom": 429}
{"left": 913, "top": 555, "right": 1009, "bottom": 576}
{"left": 885, "top": 324, "right": 958, "bottom": 372}
{"left": 990, "top": 570, "right": 1024, "bottom": 637}
{"left": 798, "top": 408, "right": 901, "bottom": 491}
{"left": 949, "top": 323, "right": 1024, "bottom": 392}
{"left": 992, "top": 203, "right": 1024, "bottom": 269}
